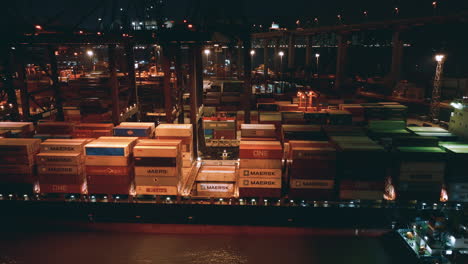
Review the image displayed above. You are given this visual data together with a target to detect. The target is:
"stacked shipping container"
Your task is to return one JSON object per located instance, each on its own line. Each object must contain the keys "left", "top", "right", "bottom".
{"left": 392, "top": 136, "right": 447, "bottom": 201}
{"left": 155, "top": 124, "right": 193, "bottom": 169}
{"left": 332, "top": 136, "right": 387, "bottom": 200}
{"left": 73, "top": 123, "right": 114, "bottom": 138}
{"left": 0, "top": 138, "right": 41, "bottom": 193}
{"left": 288, "top": 141, "right": 337, "bottom": 200}
{"left": 84, "top": 137, "right": 137, "bottom": 195}
{"left": 238, "top": 141, "right": 283, "bottom": 198}
{"left": 0, "top": 122, "right": 35, "bottom": 138}
{"left": 441, "top": 143, "right": 468, "bottom": 202}
{"left": 113, "top": 122, "right": 155, "bottom": 138}
{"left": 133, "top": 141, "right": 181, "bottom": 196}
{"left": 37, "top": 139, "right": 90, "bottom": 193}
{"left": 34, "top": 122, "right": 75, "bottom": 140}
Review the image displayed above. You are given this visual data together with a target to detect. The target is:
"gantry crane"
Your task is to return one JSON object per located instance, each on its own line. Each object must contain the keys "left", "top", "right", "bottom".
{"left": 430, "top": 54, "right": 445, "bottom": 122}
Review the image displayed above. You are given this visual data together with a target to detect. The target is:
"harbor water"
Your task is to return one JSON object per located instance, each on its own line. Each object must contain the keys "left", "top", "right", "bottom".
{"left": 0, "top": 231, "right": 407, "bottom": 264}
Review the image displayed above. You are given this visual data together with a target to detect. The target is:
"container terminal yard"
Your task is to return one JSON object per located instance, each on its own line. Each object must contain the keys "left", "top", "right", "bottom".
{"left": 1, "top": 1, "right": 468, "bottom": 263}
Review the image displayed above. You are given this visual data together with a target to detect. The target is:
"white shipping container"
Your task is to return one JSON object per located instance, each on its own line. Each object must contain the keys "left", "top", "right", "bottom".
{"left": 238, "top": 177, "right": 281, "bottom": 188}
{"left": 196, "top": 183, "right": 234, "bottom": 193}
{"left": 135, "top": 185, "right": 178, "bottom": 195}
{"left": 134, "top": 167, "right": 178, "bottom": 177}
{"left": 156, "top": 124, "right": 193, "bottom": 137}
{"left": 239, "top": 168, "right": 282, "bottom": 178}
{"left": 134, "top": 146, "right": 178, "bottom": 157}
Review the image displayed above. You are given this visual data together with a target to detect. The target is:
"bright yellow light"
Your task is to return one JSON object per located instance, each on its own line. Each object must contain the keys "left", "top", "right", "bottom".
{"left": 86, "top": 50, "right": 94, "bottom": 57}
{"left": 435, "top": 54, "right": 445, "bottom": 62}
{"left": 250, "top": 50, "right": 255, "bottom": 56}
{"left": 204, "top": 49, "right": 211, "bottom": 55}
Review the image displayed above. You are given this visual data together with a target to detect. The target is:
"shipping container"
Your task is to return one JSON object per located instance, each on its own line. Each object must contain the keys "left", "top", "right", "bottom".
{"left": 240, "top": 124, "right": 276, "bottom": 138}
{"left": 85, "top": 156, "right": 130, "bottom": 166}
{"left": 134, "top": 167, "right": 178, "bottom": 177}
{"left": 135, "top": 185, "right": 178, "bottom": 195}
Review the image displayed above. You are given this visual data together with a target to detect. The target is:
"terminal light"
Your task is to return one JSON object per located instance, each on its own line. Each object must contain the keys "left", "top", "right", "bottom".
{"left": 250, "top": 50, "right": 255, "bottom": 56}
{"left": 35, "top": 25, "right": 42, "bottom": 30}
{"left": 278, "top": 51, "right": 284, "bottom": 57}
{"left": 86, "top": 50, "right": 94, "bottom": 57}
{"left": 450, "top": 102, "right": 464, "bottom": 110}
{"left": 315, "top": 53, "right": 320, "bottom": 58}
{"left": 204, "top": 49, "right": 211, "bottom": 55}
{"left": 435, "top": 54, "right": 445, "bottom": 62}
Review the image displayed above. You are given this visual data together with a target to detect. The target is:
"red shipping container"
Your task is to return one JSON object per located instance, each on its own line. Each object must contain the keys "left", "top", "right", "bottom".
{"left": 238, "top": 188, "right": 281, "bottom": 198}
{"left": 86, "top": 166, "right": 132, "bottom": 176}
{"left": 239, "top": 145, "right": 283, "bottom": 159}
{"left": 92, "top": 130, "right": 113, "bottom": 137}
{"left": 87, "top": 174, "right": 132, "bottom": 185}
{"left": 40, "top": 183, "right": 84, "bottom": 194}
{"left": 75, "top": 123, "right": 114, "bottom": 130}
{"left": 240, "top": 137, "right": 277, "bottom": 141}
{"left": 0, "top": 174, "right": 35, "bottom": 184}
{"left": 87, "top": 184, "right": 130, "bottom": 194}
{"left": 213, "top": 130, "right": 236, "bottom": 139}
{"left": 72, "top": 130, "right": 93, "bottom": 138}
{"left": 39, "top": 174, "right": 84, "bottom": 185}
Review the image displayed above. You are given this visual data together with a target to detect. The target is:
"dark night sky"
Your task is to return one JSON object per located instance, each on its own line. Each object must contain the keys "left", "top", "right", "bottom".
{"left": 2, "top": 0, "right": 468, "bottom": 30}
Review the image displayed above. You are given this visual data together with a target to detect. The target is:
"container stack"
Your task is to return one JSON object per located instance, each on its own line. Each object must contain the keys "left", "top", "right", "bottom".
{"left": 73, "top": 123, "right": 114, "bottom": 138}
{"left": 440, "top": 143, "right": 468, "bottom": 202}
{"left": 339, "top": 104, "right": 365, "bottom": 124}
{"left": 240, "top": 124, "right": 277, "bottom": 141}
{"left": 37, "top": 139, "right": 90, "bottom": 193}
{"left": 393, "top": 136, "right": 446, "bottom": 201}
{"left": 288, "top": 141, "right": 337, "bottom": 200}
{"left": 407, "top": 126, "right": 457, "bottom": 142}
{"left": 379, "top": 102, "right": 407, "bottom": 120}
{"left": 332, "top": 136, "right": 387, "bottom": 200}
{"left": 133, "top": 140, "right": 181, "bottom": 196}
{"left": 203, "top": 91, "right": 221, "bottom": 105}
{"left": 113, "top": 122, "right": 155, "bottom": 139}
{"left": 326, "top": 110, "right": 353, "bottom": 126}
{"left": 155, "top": 124, "right": 193, "bottom": 168}
{"left": 238, "top": 140, "right": 283, "bottom": 198}
{"left": 0, "top": 138, "right": 41, "bottom": 193}
{"left": 363, "top": 103, "right": 407, "bottom": 121}
{"left": 304, "top": 111, "right": 328, "bottom": 125}
{"left": 0, "top": 122, "right": 35, "bottom": 138}
{"left": 281, "top": 125, "right": 326, "bottom": 159}
{"left": 236, "top": 111, "right": 259, "bottom": 129}
{"left": 323, "top": 126, "right": 366, "bottom": 137}
{"left": 203, "top": 119, "right": 236, "bottom": 139}
{"left": 196, "top": 164, "right": 236, "bottom": 197}
{"left": 259, "top": 112, "right": 282, "bottom": 131}
{"left": 281, "top": 125, "right": 326, "bottom": 142}
{"left": 34, "top": 122, "right": 75, "bottom": 140}
{"left": 281, "top": 111, "right": 305, "bottom": 124}
{"left": 367, "top": 120, "right": 410, "bottom": 140}
{"left": 84, "top": 137, "right": 138, "bottom": 195}
{"left": 362, "top": 103, "right": 386, "bottom": 121}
